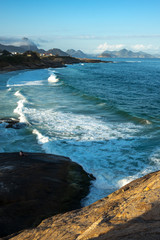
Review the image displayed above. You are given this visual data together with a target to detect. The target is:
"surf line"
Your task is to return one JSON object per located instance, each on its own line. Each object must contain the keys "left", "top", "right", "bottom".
{"left": 14, "top": 90, "right": 31, "bottom": 126}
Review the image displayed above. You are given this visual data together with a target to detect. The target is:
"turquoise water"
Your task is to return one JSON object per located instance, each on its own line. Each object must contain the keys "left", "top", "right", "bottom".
{"left": 0, "top": 58, "right": 160, "bottom": 205}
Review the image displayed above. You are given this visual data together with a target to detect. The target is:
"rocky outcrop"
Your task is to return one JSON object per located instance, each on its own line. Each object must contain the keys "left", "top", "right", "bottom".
{"left": 100, "top": 48, "right": 155, "bottom": 58}
{"left": 0, "top": 118, "right": 26, "bottom": 129}
{"left": 66, "top": 49, "right": 87, "bottom": 58}
{"left": 0, "top": 153, "right": 93, "bottom": 238}
{"left": 0, "top": 52, "right": 113, "bottom": 73}
{"left": 80, "top": 58, "right": 112, "bottom": 63}
{"left": 9, "top": 170, "right": 160, "bottom": 240}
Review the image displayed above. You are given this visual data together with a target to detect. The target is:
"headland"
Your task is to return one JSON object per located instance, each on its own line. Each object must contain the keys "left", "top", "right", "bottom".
{"left": 0, "top": 50, "right": 112, "bottom": 73}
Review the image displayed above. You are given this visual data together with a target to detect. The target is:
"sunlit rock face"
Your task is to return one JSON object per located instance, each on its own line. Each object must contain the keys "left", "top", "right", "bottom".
{"left": 11, "top": 170, "right": 160, "bottom": 240}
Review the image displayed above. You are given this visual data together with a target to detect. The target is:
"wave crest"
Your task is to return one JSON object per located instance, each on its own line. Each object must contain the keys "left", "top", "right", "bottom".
{"left": 48, "top": 74, "right": 59, "bottom": 83}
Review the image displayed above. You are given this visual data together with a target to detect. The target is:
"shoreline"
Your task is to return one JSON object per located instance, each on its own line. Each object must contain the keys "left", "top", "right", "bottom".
{"left": 0, "top": 54, "right": 113, "bottom": 73}
{"left": 0, "top": 152, "right": 93, "bottom": 238}
{"left": 6, "top": 169, "right": 160, "bottom": 239}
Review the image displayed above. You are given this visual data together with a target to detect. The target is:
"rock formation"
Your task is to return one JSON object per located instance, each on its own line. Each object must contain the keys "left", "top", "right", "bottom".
{"left": 0, "top": 52, "right": 113, "bottom": 73}
{"left": 100, "top": 48, "right": 155, "bottom": 58}
{"left": 9, "top": 170, "right": 160, "bottom": 240}
{"left": 66, "top": 49, "right": 87, "bottom": 58}
{"left": 0, "top": 118, "right": 26, "bottom": 129}
{"left": 0, "top": 153, "right": 92, "bottom": 238}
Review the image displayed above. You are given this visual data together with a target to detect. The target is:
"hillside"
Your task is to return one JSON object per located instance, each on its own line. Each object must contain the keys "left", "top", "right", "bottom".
{"left": 46, "top": 48, "right": 69, "bottom": 56}
{"left": 66, "top": 49, "right": 87, "bottom": 58}
{"left": 100, "top": 48, "right": 155, "bottom": 58}
{"left": 0, "top": 38, "right": 39, "bottom": 53}
{"left": 0, "top": 50, "right": 112, "bottom": 72}
{"left": 0, "top": 43, "right": 26, "bottom": 53}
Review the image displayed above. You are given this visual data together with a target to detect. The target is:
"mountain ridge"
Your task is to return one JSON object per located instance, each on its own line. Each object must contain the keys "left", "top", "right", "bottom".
{"left": 100, "top": 48, "right": 155, "bottom": 58}
{"left": 0, "top": 38, "right": 159, "bottom": 58}
{"left": 66, "top": 49, "right": 87, "bottom": 58}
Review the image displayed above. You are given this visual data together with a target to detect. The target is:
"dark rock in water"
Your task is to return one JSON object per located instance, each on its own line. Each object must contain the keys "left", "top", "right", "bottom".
{"left": 0, "top": 118, "right": 26, "bottom": 129}
{"left": 0, "top": 152, "right": 93, "bottom": 238}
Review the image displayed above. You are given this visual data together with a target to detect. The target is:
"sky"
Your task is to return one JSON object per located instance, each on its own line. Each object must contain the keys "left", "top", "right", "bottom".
{"left": 0, "top": 0, "right": 160, "bottom": 54}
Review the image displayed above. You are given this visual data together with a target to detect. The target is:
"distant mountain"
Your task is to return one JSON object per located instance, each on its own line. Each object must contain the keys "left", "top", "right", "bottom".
{"left": 47, "top": 48, "right": 69, "bottom": 56}
{"left": 18, "top": 37, "right": 39, "bottom": 51}
{"left": 0, "top": 43, "right": 26, "bottom": 53}
{"left": 66, "top": 49, "right": 87, "bottom": 58}
{"left": 100, "top": 48, "right": 154, "bottom": 58}
{"left": 98, "top": 52, "right": 112, "bottom": 58}
{"left": 0, "top": 37, "right": 39, "bottom": 53}
{"left": 154, "top": 54, "right": 160, "bottom": 58}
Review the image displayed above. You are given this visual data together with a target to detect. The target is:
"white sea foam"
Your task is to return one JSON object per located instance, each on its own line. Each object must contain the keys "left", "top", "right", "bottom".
{"left": 117, "top": 175, "right": 137, "bottom": 188}
{"left": 48, "top": 74, "right": 59, "bottom": 83}
{"left": 14, "top": 91, "right": 28, "bottom": 123}
{"left": 2, "top": 64, "right": 159, "bottom": 207}
{"left": 7, "top": 69, "right": 49, "bottom": 87}
{"left": 126, "top": 61, "right": 142, "bottom": 63}
{"left": 32, "top": 129, "right": 49, "bottom": 144}
{"left": 116, "top": 147, "right": 160, "bottom": 191}
{"left": 26, "top": 108, "right": 142, "bottom": 142}
{"left": 22, "top": 107, "right": 148, "bottom": 205}
{"left": 149, "top": 147, "right": 160, "bottom": 167}
{"left": 7, "top": 80, "right": 44, "bottom": 87}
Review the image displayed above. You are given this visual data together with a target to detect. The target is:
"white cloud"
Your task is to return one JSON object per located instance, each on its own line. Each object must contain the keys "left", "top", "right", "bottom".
{"left": 131, "top": 44, "right": 153, "bottom": 51}
{"left": 96, "top": 42, "right": 124, "bottom": 53}
{"left": 0, "top": 37, "right": 37, "bottom": 47}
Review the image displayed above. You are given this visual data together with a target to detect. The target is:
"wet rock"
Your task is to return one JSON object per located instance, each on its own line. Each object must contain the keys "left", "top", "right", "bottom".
{"left": 0, "top": 153, "right": 92, "bottom": 238}
{"left": 0, "top": 118, "right": 26, "bottom": 129}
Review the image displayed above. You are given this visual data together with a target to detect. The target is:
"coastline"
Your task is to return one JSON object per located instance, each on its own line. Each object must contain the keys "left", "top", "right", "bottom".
{"left": 0, "top": 152, "right": 93, "bottom": 238}
{"left": 0, "top": 54, "right": 113, "bottom": 73}
{"left": 1, "top": 56, "right": 159, "bottom": 239}
{"left": 6, "top": 170, "right": 160, "bottom": 240}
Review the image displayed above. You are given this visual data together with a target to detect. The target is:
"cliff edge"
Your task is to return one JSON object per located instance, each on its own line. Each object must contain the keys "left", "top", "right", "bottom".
{"left": 9, "top": 170, "right": 160, "bottom": 240}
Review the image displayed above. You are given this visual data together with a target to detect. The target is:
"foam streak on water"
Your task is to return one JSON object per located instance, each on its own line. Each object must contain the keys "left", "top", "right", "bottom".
{"left": 48, "top": 74, "right": 59, "bottom": 83}
{"left": 14, "top": 91, "right": 28, "bottom": 123}
{"left": 22, "top": 107, "right": 157, "bottom": 205}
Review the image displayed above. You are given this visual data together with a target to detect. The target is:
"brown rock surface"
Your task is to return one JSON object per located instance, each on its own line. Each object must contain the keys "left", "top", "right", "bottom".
{"left": 9, "top": 170, "right": 160, "bottom": 240}
{"left": 0, "top": 153, "right": 92, "bottom": 238}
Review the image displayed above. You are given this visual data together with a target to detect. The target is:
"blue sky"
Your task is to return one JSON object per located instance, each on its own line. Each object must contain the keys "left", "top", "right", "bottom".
{"left": 0, "top": 0, "right": 160, "bottom": 53}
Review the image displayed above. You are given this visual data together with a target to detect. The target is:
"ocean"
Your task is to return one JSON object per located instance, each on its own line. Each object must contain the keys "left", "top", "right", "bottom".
{"left": 0, "top": 58, "right": 160, "bottom": 206}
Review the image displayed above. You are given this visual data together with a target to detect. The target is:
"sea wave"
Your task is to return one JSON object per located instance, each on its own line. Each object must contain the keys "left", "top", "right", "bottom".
{"left": 7, "top": 69, "right": 49, "bottom": 87}
{"left": 14, "top": 91, "right": 29, "bottom": 123}
{"left": 32, "top": 129, "right": 49, "bottom": 144}
{"left": 23, "top": 106, "right": 151, "bottom": 205}
{"left": 2, "top": 63, "right": 159, "bottom": 206}
{"left": 48, "top": 74, "right": 59, "bottom": 83}
{"left": 116, "top": 146, "right": 160, "bottom": 189}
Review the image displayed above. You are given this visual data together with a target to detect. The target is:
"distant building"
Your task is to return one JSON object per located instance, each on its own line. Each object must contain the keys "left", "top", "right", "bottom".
{"left": 11, "top": 52, "right": 19, "bottom": 55}
{"left": 43, "top": 53, "right": 53, "bottom": 57}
